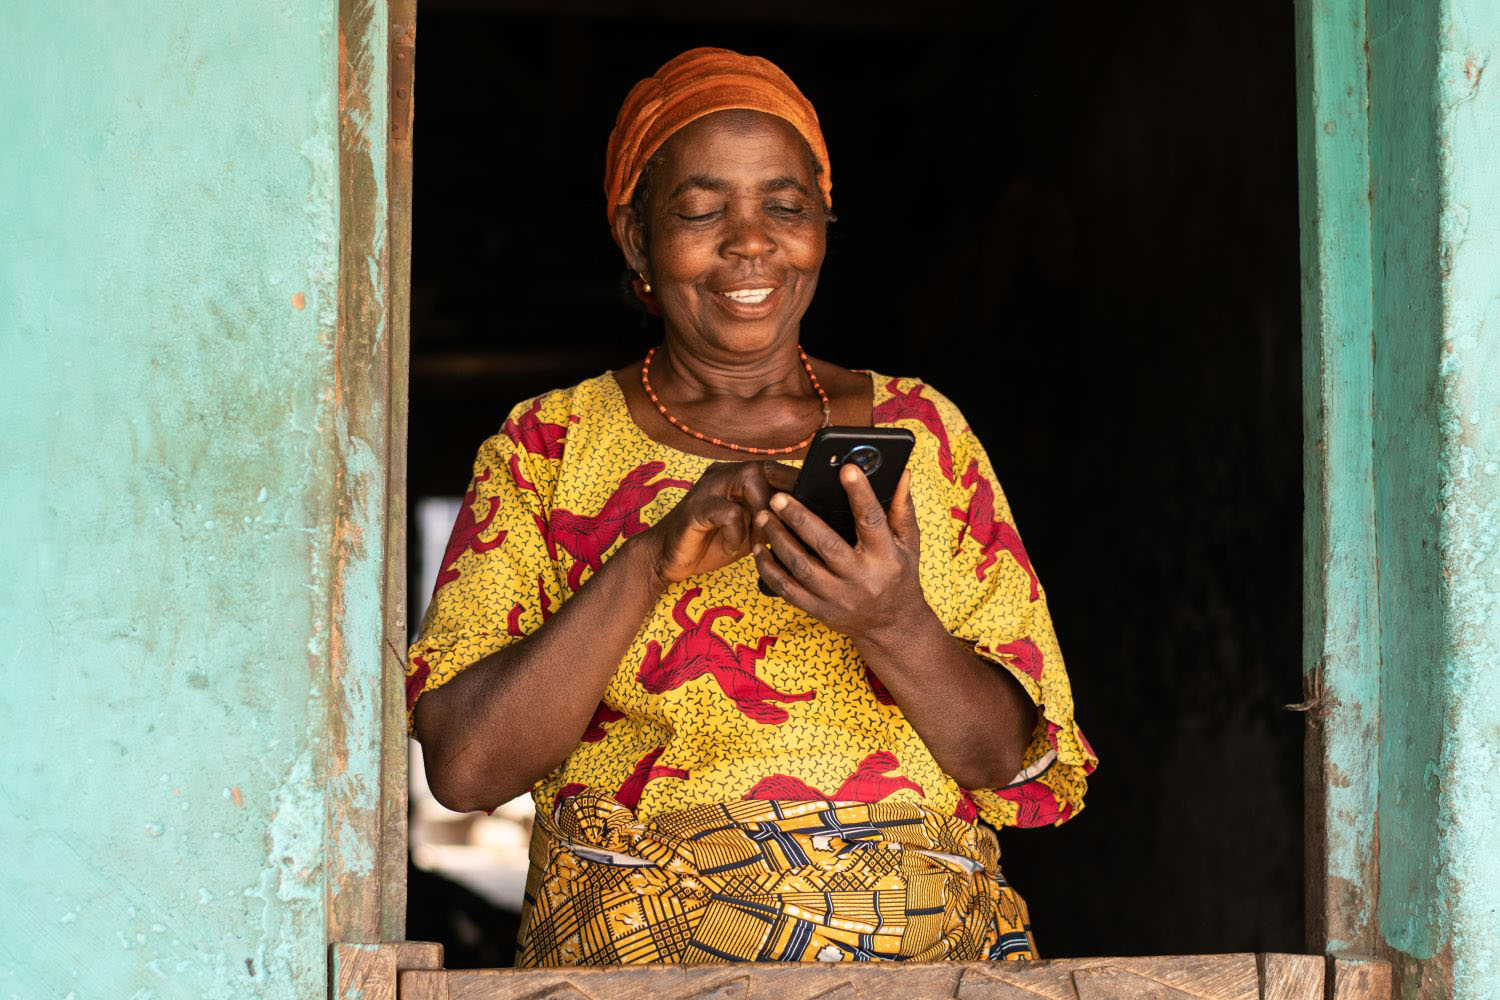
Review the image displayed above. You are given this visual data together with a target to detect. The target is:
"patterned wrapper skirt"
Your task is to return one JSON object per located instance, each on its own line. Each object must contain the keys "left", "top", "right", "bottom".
{"left": 516, "top": 794, "right": 1036, "bottom": 966}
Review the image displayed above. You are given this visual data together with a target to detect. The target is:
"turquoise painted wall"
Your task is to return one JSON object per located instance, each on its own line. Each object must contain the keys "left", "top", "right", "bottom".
{"left": 0, "top": 3, "right": 379, "bottom": 997}
{"left": 1420, "top": 0, "right": 1500, "bottom": 995}
{"left": 1302, "top": 0, "right": 1500, "bottom": 996}
{"left": 1371, "top": 0, "right": 1500, "bottom": 997}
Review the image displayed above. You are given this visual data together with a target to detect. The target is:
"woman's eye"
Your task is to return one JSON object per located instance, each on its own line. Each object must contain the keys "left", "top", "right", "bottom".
{"left": 768, "top": 203, "right": 807, "bottom": 217}
{"left": 675, "top": 210, "right": 720, "bottom": 223}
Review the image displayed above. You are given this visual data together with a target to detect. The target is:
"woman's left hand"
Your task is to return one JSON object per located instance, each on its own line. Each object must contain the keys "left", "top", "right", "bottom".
{"left": 753, "top": 465, "right": 929, "bottom": 642}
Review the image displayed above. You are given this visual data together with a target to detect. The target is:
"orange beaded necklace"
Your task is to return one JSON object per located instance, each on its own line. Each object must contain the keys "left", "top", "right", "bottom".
{"left": 640, "top": 345, "right": 832, "bottom": 456}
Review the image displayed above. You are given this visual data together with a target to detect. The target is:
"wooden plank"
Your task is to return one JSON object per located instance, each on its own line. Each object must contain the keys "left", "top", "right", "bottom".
{"left": 1072, "top": 967, "right": 1203, "bottom": 1000}
{"left": 1291, "top": 0, "right": 1382, "bottom": 958}
{"left": 963, "top": 955, "right": 1258, "bottom": 1000}
{"left": 1328, "top": 955, "right": 1392, "bottom": 1000}
{"left": 332, "top": 941, "right": 443, "bottom": 1000}
{"left": 331, "top": 943, "right": 396, "bottom": 1000}
{"left": 1257, "top": 953, "right": 1323, "bottom": 1000}
{"left": 396, "top": 940, "right": 445, "bottom": 970}
{"left": 329, "top": 0, "right": 397, "bottom": 946}
{"left": 401, "top": 969, "right": 451, "bottom": 1000}
{"left": 955, "top": 965, "right": 1055, "bottom": 998}
{"left": 450, "top": 965, "right": 963, "bottom": 999}
{"left": 444, "top": 956, "right": 1279, "bottom": 999}
{"left": 379, "top": 0, "right": 417, "bottom": 943}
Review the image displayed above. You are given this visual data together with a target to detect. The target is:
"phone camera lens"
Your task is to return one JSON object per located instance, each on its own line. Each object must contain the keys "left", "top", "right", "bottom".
{"left": 844, "top": 445, "right": 882, "bottom": 476}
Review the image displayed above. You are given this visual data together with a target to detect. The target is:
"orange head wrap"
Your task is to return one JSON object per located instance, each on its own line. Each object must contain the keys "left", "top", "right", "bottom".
{"left": 604, "top": 47, "right": 833, "bottom": 239}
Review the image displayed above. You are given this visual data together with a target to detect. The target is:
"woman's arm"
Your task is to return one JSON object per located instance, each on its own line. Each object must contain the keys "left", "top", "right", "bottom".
{"left": 415, "top": 460, "right": 789, "bottom": 813}
{"left": 855, "top": 602, "right": 1036, "bottom": 790}
{"left": 753, "top": 466, "right": 1036, "bottom": 790}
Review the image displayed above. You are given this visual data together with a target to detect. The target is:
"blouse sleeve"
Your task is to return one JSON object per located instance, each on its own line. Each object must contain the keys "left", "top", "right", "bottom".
{"left": 404, "top": 396, "right": 568, "bottom": 735}
{"left": 923, "top": 396, "right": 1098, "bottom": 829}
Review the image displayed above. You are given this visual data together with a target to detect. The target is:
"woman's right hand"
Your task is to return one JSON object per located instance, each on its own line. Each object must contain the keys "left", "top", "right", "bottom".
{"left": 643, "top": 461, "right": 797, "bottom": 585}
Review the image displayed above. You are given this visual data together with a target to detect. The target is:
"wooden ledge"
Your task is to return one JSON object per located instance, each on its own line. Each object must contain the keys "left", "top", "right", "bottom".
{"left": 333, "top": 944, "right": 1393, "bottom": 1000}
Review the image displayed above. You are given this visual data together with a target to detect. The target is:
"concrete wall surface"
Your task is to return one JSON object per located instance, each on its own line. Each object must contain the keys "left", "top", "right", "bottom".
{"left": 0, "top": 2, "right": 377, "bottom": 997}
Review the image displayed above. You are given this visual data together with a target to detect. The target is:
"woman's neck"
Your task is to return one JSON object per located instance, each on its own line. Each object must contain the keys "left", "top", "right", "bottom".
{"left": 651, "top": 334, "right": 812, "bottom": 404}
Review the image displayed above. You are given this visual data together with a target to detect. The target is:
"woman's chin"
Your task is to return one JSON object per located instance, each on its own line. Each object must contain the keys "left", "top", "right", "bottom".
{"left": 676, "top": 306, "right": 802, "bottom": 358}
{"left": 699, "top": 322, "right": 796, "bottom": 358}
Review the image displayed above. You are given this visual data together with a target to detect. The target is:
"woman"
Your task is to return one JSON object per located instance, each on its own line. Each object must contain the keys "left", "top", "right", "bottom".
{"left": 408, "top": 47, "right": 1095, "bottom": 967}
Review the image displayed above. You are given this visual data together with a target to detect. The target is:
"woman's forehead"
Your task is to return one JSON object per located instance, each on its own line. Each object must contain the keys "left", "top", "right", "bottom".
{"left": 656, "top": 110, "right": 817, "bottom": 185}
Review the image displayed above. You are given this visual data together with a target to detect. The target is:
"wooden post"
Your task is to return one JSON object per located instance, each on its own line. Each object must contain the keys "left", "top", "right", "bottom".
{"left": 1292, "top": 0, "right": 1381, "bottom": 959}
{"left": 330, "top": 942, "right": 442, "bottom": 1000}
{"left": 380, "top": 0, "right": 417, "bottom": 944}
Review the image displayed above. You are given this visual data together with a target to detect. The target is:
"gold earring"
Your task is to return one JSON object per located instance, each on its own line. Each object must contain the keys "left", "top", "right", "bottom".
{"left": 638, "top": 271, "right": 653, "bottom": 294}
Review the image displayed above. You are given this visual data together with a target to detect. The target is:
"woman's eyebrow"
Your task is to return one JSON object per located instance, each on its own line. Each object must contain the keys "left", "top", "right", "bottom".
{"left": 762, "top": 177, "right": 810, "bottom": 195}
{"left": 666, "top": 175, "right": 811, "bottom": 198}
{"left": 668, "top": 174, "right": 731, "bottom": 198}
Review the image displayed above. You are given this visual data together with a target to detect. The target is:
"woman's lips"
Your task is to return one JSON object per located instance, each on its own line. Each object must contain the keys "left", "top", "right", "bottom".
{"left": 720, "top": 287, "right": 775, "bottom": 304}
{"left": 713, "top": 284, "right": 782, "bottom": 317}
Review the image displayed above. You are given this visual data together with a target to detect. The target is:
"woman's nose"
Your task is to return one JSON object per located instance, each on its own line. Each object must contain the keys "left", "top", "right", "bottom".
{"left": 721, "top": 208, "right": 777, "bottom": 260}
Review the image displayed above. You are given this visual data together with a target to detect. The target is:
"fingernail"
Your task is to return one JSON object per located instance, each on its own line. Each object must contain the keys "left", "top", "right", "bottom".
{"left": 752, "top": 543, "right": 763, "bottom": 556}
{"left": 755, "top": 510, "right": 770, "bottom": 527}
{"left": 770, "top": 493, "right": 789, "bottom": 511}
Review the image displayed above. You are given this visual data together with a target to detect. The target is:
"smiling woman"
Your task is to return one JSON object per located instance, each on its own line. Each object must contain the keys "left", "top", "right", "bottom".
{"left": 406, "top": 46, "right": 1095, "bottom": 967}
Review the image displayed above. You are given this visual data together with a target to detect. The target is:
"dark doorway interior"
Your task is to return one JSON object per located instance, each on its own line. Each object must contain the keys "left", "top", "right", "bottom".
{"left": 407, "top": 0, "right": 1303, "bottom": 963}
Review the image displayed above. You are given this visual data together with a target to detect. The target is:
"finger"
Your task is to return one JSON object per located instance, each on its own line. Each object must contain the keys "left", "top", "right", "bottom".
{"left": 694, "top": 497, "right": 748, "bottom": 554}
{"left": 768, "top": 491, "right": 860, "bottom": 575}
{"left": 753, "top": 539, "right": 828, "bottom": 615}
{"left": 710, "top": 499, "right": 749, "bottom": 553}
{"left": 732, "top": 461, "right": 773, "bottom": 512}
{"left": 839, "top": 464, "right": 895, "bottom": 554}
{"left": 887, "top": 469, "right": 920, "bottom": 548}
{"left": 755, "top": 508, "right": 840, "bottom": 596}
{"left": 761, "top": 461, "right": 799, "bottom": 494}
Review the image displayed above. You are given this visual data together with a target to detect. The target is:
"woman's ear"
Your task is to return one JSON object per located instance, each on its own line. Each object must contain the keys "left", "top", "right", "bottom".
{"left": 612, "top": 204, "right": 649, "bottom": 277}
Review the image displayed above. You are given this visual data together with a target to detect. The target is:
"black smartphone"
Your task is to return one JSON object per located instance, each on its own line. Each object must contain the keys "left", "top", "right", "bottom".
{"left": 758, "top": 426, "right": 916, "bottom": 595}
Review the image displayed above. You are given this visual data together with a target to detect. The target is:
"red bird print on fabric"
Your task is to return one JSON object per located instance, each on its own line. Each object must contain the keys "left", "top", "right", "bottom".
{"left": 864, "top": 665, "right": 896, "bottom": 706}
{"left": 950, "top": 458, "right": 1040, "bottom": 600}
{"left": 637, "top": 588, "right": 814, "bottom": 724}
{"left": 407, "top": 655, "right": 431, "bottom": 711}
{"left": 546, "top": 461, "right": 693, "bottom": 590}
{"left": 871, "top": 378, "right": 954, "bottom": 482}
{"left": 581, "top": 703, "right": 625, "bottom": 743}
{"left": 954, "top": 788, "right": 979, "bottom": 823}
{"left": 743, "top": 751, "right": 924, "bottom": 803}
{"left": 432, "top": 468, "right": 507, "bottom": 595}
{"left": 981, "top": 637, "right": 1045, "bottom": 683}
{"left": 505, "top": 575, "right": 555, "bottom": 636}
{"left": 502, "top": 398, "right": 574, "bottom": 459}
{"left": 506, "top": 454, "right": 554, "bottom": 546}
{"left": 555, "top": 746, "right": 688, "bottom": 811}
{"left": 509, "top": 452, "right": 537, "bottom": 494}
{"left": 998, "top": 780, "right": 1071, "bottom": 828}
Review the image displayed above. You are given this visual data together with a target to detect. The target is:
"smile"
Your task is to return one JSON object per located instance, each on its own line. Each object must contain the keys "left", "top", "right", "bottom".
{"left": 719, "top": 287, "right": 775, "bottom": 305}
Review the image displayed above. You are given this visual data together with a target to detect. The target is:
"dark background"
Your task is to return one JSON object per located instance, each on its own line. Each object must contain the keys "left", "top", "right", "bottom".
{"left": 406, "top": 0, "right": 1305, "bottom": 963}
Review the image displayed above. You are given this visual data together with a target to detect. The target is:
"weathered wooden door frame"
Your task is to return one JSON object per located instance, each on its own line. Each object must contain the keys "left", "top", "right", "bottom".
{"left": 328, "top": 0, "right": 417, "bottom": 952}
{"left": 1294, "top": 0, "right": 1380, "bottom": 961}
{"left": 338, "top": 0, "right": 1387, "bottom": 982}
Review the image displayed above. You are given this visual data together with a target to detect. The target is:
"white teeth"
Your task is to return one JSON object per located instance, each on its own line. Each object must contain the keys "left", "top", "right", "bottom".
{"left": 721, "top": 288, "right": 773, "bottom": 304}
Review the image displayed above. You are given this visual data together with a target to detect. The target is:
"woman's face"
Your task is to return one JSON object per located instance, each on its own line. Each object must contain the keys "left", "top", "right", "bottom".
{"left": 620, "top": 109, "right": 829, "bottom": 359}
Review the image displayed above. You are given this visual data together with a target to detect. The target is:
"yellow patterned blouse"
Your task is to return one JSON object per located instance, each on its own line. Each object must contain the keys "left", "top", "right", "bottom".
{"left": 407, "top": 371, "right": 1095, "bottom": 830}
